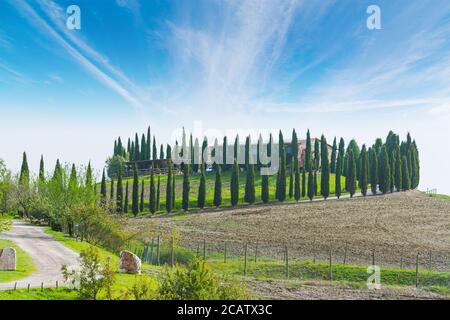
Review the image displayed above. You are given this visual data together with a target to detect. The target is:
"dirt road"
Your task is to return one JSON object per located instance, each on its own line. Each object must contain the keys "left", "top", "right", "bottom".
{"left": 0, "top": 220, "right": 79, "bottom": 290}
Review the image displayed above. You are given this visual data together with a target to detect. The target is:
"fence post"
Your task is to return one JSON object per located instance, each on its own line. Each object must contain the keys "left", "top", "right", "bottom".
{"left": 415, "top": 253, "right": 419, "bottom": 288}
{"left": 313, "top": 238, "right": 316, "bottom": 264}
{"left": 254, "top": 241, "right": 258, "bottom": 263}
{"left": 372, "top": 249, "right": 375, "bottom": 266}
{"left": 224, "top": 243, "right": 227, "bottom": 263}
{"left": 244, "top": 243, "right": 248, "bottom": 277}
{"left": 400, "top": 250, "right": 403, "bottom": 269}
{"left": 56, "top": 280, "right": 58, "bottom": 289}
{"left": 428, "top": 251, "right": 432, "bottom": 271}
{"left": 285, "top": 244, "right": 289, "bottom": 279}
{"left": 197, "top": 243, "right": 200, "bottom": 257}
{"left": 171, "top": 235, "right": 175, "bottom": 268}
{"left": 41, "top": 282, "right": 43, "bottom": 292}
{"left": 156, "top": 234, "right": 160, "bottom": 266}
{"left": 14, "top": 282, "right": 17, "bottom": 290}
{"left": 203, "top": 239, "right": 206, "bottom": 261}
{"left": 27, "top": 284, "right": 30, "bottom": 292}
{"left": 149, "top": 238, "right": 154, "bottom": 264}
{"left": 329, "top": 247, "right": 333, "bottom": 282}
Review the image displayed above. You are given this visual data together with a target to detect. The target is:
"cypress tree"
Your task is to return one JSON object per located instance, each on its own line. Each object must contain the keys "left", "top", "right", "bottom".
{"left": 245, "top": 136, "right": 250, "bottom": 168}
{"left": 86, "top": 162, "right": 93, "bottom": 189}
{"left": 19, "top": 151, "right": 30, "bottom": 188}
{"left": 389, "top": 150, "right": 396, "bottom": 193}
{"left": 301, "top": 167, "right": 306, "bottom": 198}
{"left": 370, "top": 149, "right": 378, "bottom": 195}
{"left": 307, "top": 168, "right": 314, "bottom": 201}
{"left": 39, "top": 155, "right": 45, "bottom": 184}
{"left": 320, "top": 135, "right": 330, "bottom": 199}
{"left": 141, "top": 134, "right": 146, "bottom": 161}
{"left": 410, "top": 142, "right": 420, "bottom": 189}
{"left": 231, "top": 160, "right": 239, "bottom": 206}
{"left": 149, "top": 167, "right": 156, "bottom": 214}
{"left": 116, "top": 166, "right": 123, "bottom": 213}
{"left": 294, "top": 167, "right": 300, "bottom": 202}
{"left": 378, "top": 146, "right": 391, "bottom": 194}
{"left": 314, "top": 138, "right": 320, "bottom": 171}
{"left": 347, "top": 150, "right": 356, "bottom": 197}
{"left": 223, "top": 136, "right": 228, "bottom": 171}
{"left": 182, "top": 164, "right": 190, "bottom": 211}
{"left": 110, "top": 179, "right": 115, "bottom": 201}
{"left": 100, "top": 169, "right": 107, "bottom": 202}
{"left": 166, "top": 144, "right": 172, "bottom": 161}
{"left": 305, "top": 129, "right": 312, "bottom": 171}
{"left": 244, "top": 164, "right": 255, "bottom": 204}
{"left": 277, "top": 131, "right": 287, "bottom": 202}
{"left": 124, "top": 181, "right": 129, "bottom": 213}
{"left": 291, "top": 129, "right": 299, "bottom": 172}
{"left": 68, "top": 164, "right": 78, "bottom": 192}
{"left": 335, "top": 151, "right": 342, "bottom": 199}
{"left": 134, "top": 133, "right": 140, "bottom": 161}
{"left": 172, "top": 168, "right": 176, "bottom": 209}
{"left": 140, "top": 179, "right": 145, "bottom": 212}
{"left": 131, "top": 164, "right": 139, "bottom": 216}
{"left": 213, "top": 163, "right": 222, "bottom": 207}
{"left": 402, "top": 156, "right": 410, "bottom": 191}
{"left": 198, "top": 163, "right": 206, "bottom": 209}
{"left": 359, "top": 145, "right": 368, "bottom": 196}
{"left": 313, "top": 170, "right": 318, "bottom": 196}
{"left": 330, "top": 137, "right": 337, "bottom": 173}
{"left": 160, "top": 144, "right": 165, "bottom": 161}
{"left": 289, "top": 159, "right": 294, "bottom": 199}
{"left": 156, "top": 176, "right": 161, "bottom": 211}
{"left": 394, "top": 145, "right": 402, "bottom": 192}
{"left": 153, "top": 137, "right": 158, "bottom": 161}
{"left": 261, "top": 174, "right": 269, "bottom": 203}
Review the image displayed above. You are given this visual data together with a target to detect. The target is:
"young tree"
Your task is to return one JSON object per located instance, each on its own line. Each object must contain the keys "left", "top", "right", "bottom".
{"left": 378, "top": 146, "right": 391, "bottom": 194}
{"left": 182, "top": 164, "right": 190, "bottom": 211}
{"left": 124, "top": 181, "right": 129, "bottom": 213}
{"left": 335, "top": 151, "right": 342, "bottom": 199}
{"left": 140, "top": 179, "right": 145, "bottom": 213}
{"left": 359, "top": 145, "right": 368, "bottom": 196}
{"left": 131, "top": 164, "right": 139, "bottom": 216}
{"left": 116, "top": 166, "right": 123, "bottom": 213}
{"left": 197, "top": 163, "right": 206, "bottom": 209}
{"left": 149, "top": 168, "right": 156, "bottom": 214}
{"left": 320, "top": 135, "right": 330, "bottom": 199}
{"left": 307, "top": 168, "right": 314, "bottom": 201}
{"left": 305, "top": 129, "right": 312, "bottom": 171}
{"left": 330, "top": 137, "right": 337, "bottom": 174}
{"left": 244, "top": 164, "right": 255, "bottom": 204}
{"left": 347, "top": 150, "right": 356, "bottom": 197}
{"left": 230, "top": 160, "right": 239, "bottom": 206}
{"left": 213, "top": 163, "right": 222, "bottom": 207}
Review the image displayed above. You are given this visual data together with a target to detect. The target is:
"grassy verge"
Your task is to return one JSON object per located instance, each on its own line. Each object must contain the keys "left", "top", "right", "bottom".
{"left": 0, "top": 239, "right": 36, "bottom": 284}
{"left": 0, "top": 287, "right": 77, "bottom": 300}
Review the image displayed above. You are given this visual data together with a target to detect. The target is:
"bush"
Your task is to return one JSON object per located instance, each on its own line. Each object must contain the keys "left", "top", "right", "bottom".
{"left": 158, "top": 258, "right": 249, "bottom": 300}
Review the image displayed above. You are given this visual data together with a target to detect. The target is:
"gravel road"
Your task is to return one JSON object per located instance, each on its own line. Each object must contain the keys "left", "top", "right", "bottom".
{"left": 0, "top": 220, "right": 79, "bottom": 290}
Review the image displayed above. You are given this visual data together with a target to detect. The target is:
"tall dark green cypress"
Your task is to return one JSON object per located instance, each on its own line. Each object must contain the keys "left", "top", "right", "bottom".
{"left": 100, "top": 169, "right": 107, "bottom": 202}
{"left": 198, "top": 163, "right": 206, "bottom": 209}
{"left": 124, "top": 181, "right": 129, "bottom": 213}
{"left": 314, "top": 139, "right": 320, "bottom": 171}
{"left": 134, "top": 133, "right": 140, "bottom": 161}
{"left": 244, "top": 164, "right": 255, "bottom": 204}
{"left": 335, "top": 151, "right": 342, "bottom": 199}
{"left": 313, "top": 170, "right": 318, "bottom": 196}
{"left": 389, "top": 150, "right": 396, "bottom": 193}
{"left": 116, "top": 166, "right": 123, "bottom": 213}
{"left": 347, "top": 150, "right": 356, "bottom": 197}
{"left": 141, "top": 134, "right": 146, "bottom": 161}
{"left": 277, "top": 131, "right": 286, "bottom": 202}
{"left": 131, "top": 164, "right": 139, "bottom": 216}
{"left": 394, "top": 145, "right": 402, "bottom": 192}
{"left": 156, "top": 176, "right": 161, "bottom": 211}
{"left": 370, "top": 149, "right": 378, "bottom": 195}
{"left": 359, "top": 145, "right": 368, "bottom": 196}
{"left": 402, "top": 156, "right": 410, "bottom": 191}
{"left": 410, "top": 142, "right": 420, "bottom": 189}
{"left": 378, "top": 146, "right": 391, "bottom": 194}
{"left": 307, "top": 168, "right": 314, "bottom": 201}
{"left": 231, "top": 160, "right": 239, "bottom": 206}
{"left": 330, "top": 137, "right": 337, "bottom": 174}
{"left": 305, "top": 129, "right": 312, "bottom": 171}
{"left": 19, "top": 151, "right": 30, "bottom": 188}
{"left": 223, "top": 136, "right": 228, "bottom": 171}
{"left": 291, "top": 129, "right": 299, "bottom": 172}
{"left": 39, "top": 155, "right": 45, "bottom": 184}
{"left": 289, "top": 159, "right": 294, "bottom": 199}
{"left": 139, "top": 179, "right": 145, "bottom": 212}
{"left": 110, "top": 179, "right": 115, "bottom": 201}
{"left": 301, "top": 167, "right": 306, "bottom": 198}
{"left": 182, "top": 164, "right": 190, "bottom": 211}
{"left": 153, "top": 137, "right": 158, "bottom": 161}
{"left": 261, "top": 174, "right": 269, "bottom": 203}
{"left": 320, "top": 135, "right": 330, "bottom": 199}
{"left": 213, "top": 163, "right": 222, "bottom": 207}
{"left": 172, "top": 169, "right": 176, "bottom": 209}
{"left": 294, "top": 167, "right": 300, "bottom": 202}
{"left": 149, "top": 168, "right": 156, "bottom": 214}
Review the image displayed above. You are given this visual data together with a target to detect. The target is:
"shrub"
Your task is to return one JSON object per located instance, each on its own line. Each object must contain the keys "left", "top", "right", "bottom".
{"left": 157, "top": 258, "right": 249, "bottom": 300}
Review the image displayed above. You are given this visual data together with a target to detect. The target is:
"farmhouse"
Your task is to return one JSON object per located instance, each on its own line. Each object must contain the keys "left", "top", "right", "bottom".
{"left": 285, "top": 138, "right": 333, "bottom": 168}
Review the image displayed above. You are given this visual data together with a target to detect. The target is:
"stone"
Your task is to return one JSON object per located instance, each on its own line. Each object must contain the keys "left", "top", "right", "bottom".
{"left": 119, "top": 250, "right": 141, "bottom": 274}
{"left": 0, "top": 247, "right": 16, "bottom": 271}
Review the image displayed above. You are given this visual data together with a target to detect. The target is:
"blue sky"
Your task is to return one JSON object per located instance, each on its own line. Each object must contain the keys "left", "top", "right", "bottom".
{"left": 1, "top": 0, "right": 450, "bottom": 193}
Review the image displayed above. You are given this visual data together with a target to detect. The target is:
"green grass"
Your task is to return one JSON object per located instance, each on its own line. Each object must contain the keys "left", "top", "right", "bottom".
{"left": 104, "top": 171, "right": 360, "bottom": 216}
{"left": 0, "top": 239, "right": 36, "bottom": 284}
{"left": 0, "top": 287, "right": 78, "bottom": 300}
{"left": 426, "top": 193, "right": 450, "bottom": 200}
